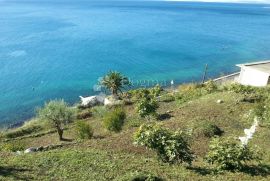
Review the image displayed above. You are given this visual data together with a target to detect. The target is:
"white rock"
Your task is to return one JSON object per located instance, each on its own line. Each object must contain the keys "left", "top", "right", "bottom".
{"left": 79, "top": 96, "right": 98, "bottom": 107}
{"left": 96, "top": 95, "right": 105, "bottom": 104}
{"left": 216, "top": 100, "right": 223, "bottom": 104}
{"left": 16, "top": 151, "right": 22, "bottom": 155}
{"left": 24, "top": 147, "right": 36, "bottom": 154}
{"left": 239, "top": 136, "right": 248, "bottom": 146}
{"left": 104, "top": 96, "right": 122, "bottom": 106}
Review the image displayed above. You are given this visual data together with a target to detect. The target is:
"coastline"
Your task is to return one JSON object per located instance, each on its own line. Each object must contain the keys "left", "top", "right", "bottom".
{"left": 2, "top": 70, "right": 240, "bottom": 130}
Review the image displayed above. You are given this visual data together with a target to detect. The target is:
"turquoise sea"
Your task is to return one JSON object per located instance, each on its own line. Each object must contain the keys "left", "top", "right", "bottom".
{"left": 1, "top": 0, "right": 270, "bottom": 126}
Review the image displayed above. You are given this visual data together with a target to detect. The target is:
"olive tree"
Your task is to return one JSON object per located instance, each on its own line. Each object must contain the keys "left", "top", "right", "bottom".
{"left": 37, "top": 100, "right": 75, "bottom": 141}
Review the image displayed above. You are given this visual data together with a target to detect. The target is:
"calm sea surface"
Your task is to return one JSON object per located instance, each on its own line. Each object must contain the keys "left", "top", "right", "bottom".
{"left": 1, "top": 0, "right": 270, "bottom": 126}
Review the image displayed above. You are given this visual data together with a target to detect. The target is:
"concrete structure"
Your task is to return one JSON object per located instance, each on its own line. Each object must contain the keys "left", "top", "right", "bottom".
{"left": 236, "top": 60, "right": 270, "bottom": 87}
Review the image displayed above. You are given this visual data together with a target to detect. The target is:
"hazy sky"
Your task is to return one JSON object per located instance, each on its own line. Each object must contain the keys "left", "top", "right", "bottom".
{"left": 166, "top": 0, "right": 270, "bottom": 4}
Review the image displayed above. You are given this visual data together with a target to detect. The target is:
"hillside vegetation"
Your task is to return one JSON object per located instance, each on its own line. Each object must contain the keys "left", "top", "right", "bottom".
{"left": 1, "top": 81, "right": 270, "bottom": 181}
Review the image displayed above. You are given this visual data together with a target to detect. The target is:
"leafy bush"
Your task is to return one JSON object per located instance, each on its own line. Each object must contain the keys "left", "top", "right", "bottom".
{"left": 103, "top": 107, "right": 126, "bottom": 132}
{"left": 176, "top": 83, "right": 204, "bottom": 104}
{"left": 4, "top": 125, "right": 43, "bottom": 139}
{"left": 129, "top": 85, "right": 161, "bottom": 102}
{"left": 92, "top": 106, "right": 108, "bottom": 118}
{"left": 160, "top": 94, "right": 175, "bottom": 103}
{"left": 251, "top": 98, "right": 270, "bottom": 126}
{"left": 205, "top": 137, "right": 261, "bottom": 171}
{"left": 77, "top": 109, "right": 92, "bottom": 119}
{"left": 260, "top": 99, "right": 270, "bottom": 126}
{"left": 224, "top": 83, "right": 258, "bottom": 94}
{"left": 75, "top": 121, "right": 93, "bottom": 139}
{"left": 204, "top": 80, "right": 218, "bottom": 93}
{"left": 241, "top": 93, "right": 263, "bottom": 103}
{"left": 0, "top": 141, "right": 26, "bottom": 152}
{"left": 126, "top": 118, "right": 143, "bottom": 128}
{"left": 134, "top": 123, "right": 194, "bottom": 164}
{"left": 149, "top": 85, "right": 162, "bottom": 98}
{"left": 195, "top": 121, "right": 223, "bottom": 138}
{"left": 136, "top": 98, "right": 158, "bottom": 118}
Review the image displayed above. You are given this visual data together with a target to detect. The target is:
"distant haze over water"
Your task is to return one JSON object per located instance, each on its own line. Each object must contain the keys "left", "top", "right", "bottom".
{"left": 1, "top": 1, "right": 270, "bottom": 126}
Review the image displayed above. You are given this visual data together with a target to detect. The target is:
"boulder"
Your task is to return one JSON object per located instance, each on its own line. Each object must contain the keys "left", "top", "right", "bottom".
{"left": 216, "top": 99, "right": 223, "bottom": 104}
{"left": 104, "top": 96, "right": 123, "bottom": 106}
{"left": 24, "top": 147, "right": 37, "bottom": 154}
{"left": 16, "top": 151, "right": 22, "bottom": 155}
{"left": 79, "top": 96, "right": 98, "bottom": 107}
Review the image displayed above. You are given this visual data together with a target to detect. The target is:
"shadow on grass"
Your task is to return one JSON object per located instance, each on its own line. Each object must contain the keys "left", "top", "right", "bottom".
{"left": 240, "top": 164, "right": 270, "bottom": 176}
{"left": 157, "top": 113, "right": 173, "bottom": 121}
{"left": 61, "top": 138, "right": 73, "bottom": 142}
{"left": 187, "top": 166, "right": 213, "bottom": 176}
{"left": 0, "top": 166, "right": 32, "bottom": 180}
{"left": 93, "top": 135, "right": 106, "bottom": 139}
{"left": 188, "top": 164, "right": 270, "bottom": 177}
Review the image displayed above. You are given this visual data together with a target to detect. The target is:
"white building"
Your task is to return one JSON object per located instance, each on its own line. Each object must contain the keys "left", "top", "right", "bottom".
{"left": 237, "top": 60, "right": 270, "bottom": 87}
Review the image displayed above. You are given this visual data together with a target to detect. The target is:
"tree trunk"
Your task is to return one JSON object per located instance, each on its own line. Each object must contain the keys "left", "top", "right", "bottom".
{"left": 56, "top": 124, "right": 64, "bottom": 141}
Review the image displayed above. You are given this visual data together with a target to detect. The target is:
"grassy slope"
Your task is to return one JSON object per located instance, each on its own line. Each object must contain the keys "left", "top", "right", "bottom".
{"left": 0, "top": 91, "right": 270, "bottom": 181}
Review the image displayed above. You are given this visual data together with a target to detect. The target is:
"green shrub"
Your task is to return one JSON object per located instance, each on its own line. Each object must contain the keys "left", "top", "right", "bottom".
{"left": 75, "top": 121, "right": 93, "bottom": 139}
{"left": 196, "top": 121, "right": 223, "bottom": 138}
{"left": 204, "top": 80, "right": 218, "bottom": 93}
{"left": 126, "top": 118, "right": 143, "bottom": 128}
{"left": 224, "top": 83, "right": 258, "bottom": 94}
{"left": 136, "top": 98, "right": 158, "bottom": 118}
{"left": 92, "top": 106, "right": 108, "bottom": 118}
{"left": 205, "top": 137, "right": 261, "bottom": 171}
{"left": 0, "top": 141, "right": 26, "bottom": 152}
{"left": 252, "top": 102, "right": 266, "bottom": 118}
{"left": 77, "top": 109, "right": 92, "bottom": 119}
{"left": 176, "top": 83, "right": 204, "bottom": 104}
{"left": 149, "top": 85, "right": 162, "bottom": 98}
{"left": 4, "top": 125, "right": 43, "bottom": 139}
{"left": 260, "top": 99, "right": 270, "bottom": 126}
{"left": 251, "top": 98, "right": 270, "bottom": 127}
{"left": 241, "top": 93, "right": 263, "bottom": 103}
{"left": 134, "top": 123, "right": 194, "bottom": 164}
{"left": 160, "top": 94, "right": 175, "bottom": 103}
{"left": 129, "top": 85, "right": 161, "bottom": 102}
{"left": 103, "top": 107, "right": 126, "bottom": 132}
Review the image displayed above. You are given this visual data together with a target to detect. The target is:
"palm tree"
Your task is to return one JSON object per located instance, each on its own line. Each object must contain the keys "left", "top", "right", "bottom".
{"left": 100, "top": 71, "right": 131, "bottom": 96}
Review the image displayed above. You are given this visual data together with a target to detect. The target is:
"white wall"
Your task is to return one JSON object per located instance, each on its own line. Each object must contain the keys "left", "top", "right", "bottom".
{"left": 238, "top": 67, "right": 269, "bottom": 87}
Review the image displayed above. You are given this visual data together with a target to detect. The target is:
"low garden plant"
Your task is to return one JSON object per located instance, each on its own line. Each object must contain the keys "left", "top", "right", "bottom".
{"left": 134, "top": 123, "right": 194, "bottom": 165}
{"left": 75, "top": 120, "right": 93, "bottom": 139}
{"left": 0, "top": 140, "right": 26, "bottom": 152}
{"left": 136, "top": 98, "right": 158, "bottom": 119}
{"left": 77, "top": 109, "right": 92, "bottom": 119}
{"left": 205, "top": 137, "right": 261, "bottom": 171}
{"left": 103, "top": 107, "right": 126, "bottom": 132}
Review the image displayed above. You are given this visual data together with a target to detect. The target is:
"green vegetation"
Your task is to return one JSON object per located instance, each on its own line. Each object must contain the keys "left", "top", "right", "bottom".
{"left": 136, "top": 98, "right": 158, "bottom": 119}
{"left": 75, "top": 120, "right": 93, "bottom": 139}
{"left": 134, "top": 123, "right": 194, "bottom": 164}
{"left": 103, "top": 107, "right": 126, "bottom": 132}
{"left": 0, "top": 140, "right": 26, "bottom": 152}
{"left": 195, "top": 121, "right": 223, "bottom": 138}
{"left": 100, "top": 71, "right": 131, "bottom": 96}
{"left": 205, "top": 137, "right": 262, "bottom": 171}
{"left": 37, "top": 100, "right": 76, "bottom": 141}
{"left": 1, "top": 81, "right": 270, "bottom": 180}
{"left": 77, "top": 109, "right": 92, "bottom": 119}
